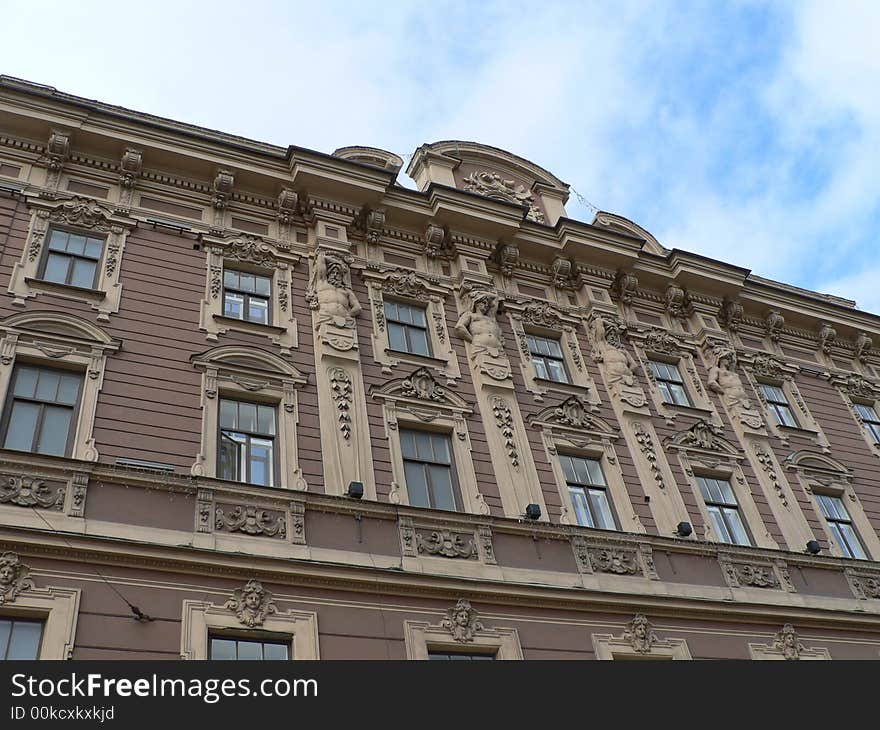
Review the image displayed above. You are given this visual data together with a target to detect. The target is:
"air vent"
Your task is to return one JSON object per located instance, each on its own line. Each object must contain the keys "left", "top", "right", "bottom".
{"left": 115, "top": 458, "right": 176, "bottom": 473}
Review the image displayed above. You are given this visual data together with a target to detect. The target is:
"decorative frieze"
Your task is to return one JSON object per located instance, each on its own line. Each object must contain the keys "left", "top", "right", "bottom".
{"left": 215, "top": 505, "right": 287, "bottom": 539}
{"left": 416, "top": 529, "right": 477, "bottom": 559}
{"left": 571, "top": 536, "right": 658, "bottom": 579}
{"left": 0, "top": 552, "right": 35, "bottom": 605}
{"left": 463, "top": 170, "right": 544, "bottom": 223}
{"left": 0, "top": 475, "right": 64, "bottom": 510}
{"left": 441, "top": 599, "right": 484, "bottom": 642}
{"left": 719, "top": 554, "right": 794, "bottom": 591}
{"left": 224, "top": 579, "right": 276, "bottom": 627}
{"left": 845, "top": 568, "right": 880, "bottom": 600}
{"left": 644, "top": 327, "right": 681, "bottom": 356}
{"left": 328, "top": 367, "right": 353, "bottom": 440}
{"left": 489, "top": 396, "right": 519, "bottom": 467}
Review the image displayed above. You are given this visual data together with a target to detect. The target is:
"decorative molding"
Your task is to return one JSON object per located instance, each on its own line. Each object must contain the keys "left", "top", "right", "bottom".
{"left": 644, "top": 327, "right": 681, "bottom": 356}
{"left": 632, "top": 422, "right": 665, "bottom": 489}
{"left": 718, "top": 298, "right": 743, "bottom": 331}
{"left": 490, "top": 396, "right": 519, "bottom": 467}
{"left": 719, "top": 554, "right": 794, "bottom": 592}
{"left": 491, "top": 241, "right": 520, "bottom": 276}
{"left": 665, "top": 283, "right": 692, "bottom": 320}
{"left": 223, "top": 579, "right": 277, "bottom": 627}
{"left": 215, "top": 505, "right": 287, "bottom": 539}
{"left": 845, "top": 568, "right": 880, "bottom": 600}
{"left": 749, "top": 624, "right": 830, "bottom": 660}
{"left": 416, "top": 530, "right": 477, "bottom": 559}
{"left": 0, "top": 475, "right": 64, "bottom": 510}
{"left": 329, "top": 367, "right": 354, "bottom": 440}
{"left": 765, "top": 310, "right": 785, "bottom": 342}
{"left": 593, "top": 614, "right": 692, "bottom": 660}
{"left": 0, "top": 551, "right": 35, "bottom": 604}
{"left": 440, "top": 599, "right": 484, "bottom": 642}
{"left": 610, "top": 269, "right": 638, "bottom": 305}
{"left": 855, "top": 332, "right": 873, "bottom": 364}
{"left": 818, "top": 322, "right": 837, "bottom": 355}
{"left": 463, "top": 170, "right": 544, "bottom": 223}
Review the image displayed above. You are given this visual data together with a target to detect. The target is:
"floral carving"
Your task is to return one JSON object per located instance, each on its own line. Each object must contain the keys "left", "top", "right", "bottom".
{"left": 633, "top": 423, "right": 664, "bottom": 489}
{"left": 277, "top": 281, "right": 289, "bottom": 313}
{"left": 677, "top": 419, "right": 723, "bottom": 450}
{"left": 644, "top": 328, "right": 680, "bottom": 356}
{"left": 463, "top": 170, "right": 544, "bottom": 223}
{"left": 567, "top": 331, "right": 584, "bottom": 372}
{"left": 589, "top": 548, "right": 640, "bottom": 575}
{"left": 432, "top": 309, "right": 446, "bottom": 344}
{"left": 724, "top": 562, "right": 780, "bottom": 589}
{"left": 754, "top": 447, "right": 787, "bottom": 506}
{"left": 401, "top": 368, "right": 446, "bottom": 401}
{"left": 751, "top": 353, "right": 784, "bottom": 380}
{"left": 224, "top": 579, "right": 277, "bottom": 627}
{"left": 540, "top": 396, "right": 597, "bottom": 430}
{"left": 210, "top": 265, "right": 222, "bottom": 299}
{"left": 771, "top": 623, "right": 805, "bottom": 660}
{"left": 381, "top": 270, "right": 428, "bottom": 299}
{"left": 840, "top": 373, "right": 876, "bottom": 399}
{"left": 47, "top": 197, "right": 110, "bottom": 232}
{"left": 374, "top": 299, "right": 386, "bottom": 332}
{"left": 215, "top": 505, "right": 286, "bottom": 538}
{"left": 490, "top": 396, "right": 519, "bottom": 467}
{"left": 623, "top": 613, "right": 658, "bottom": 653}
{"left": 416, "top": 530, "right": 477, "bottom": 559}
{"left": 441, "top": 599, "right": 483, "bottom": 642}
{"left": 329, "top": 368, "right": 353, "bottom": 440}
{"left": 0, "top": 552, "right": 35, "bottom": 605}
{"left": 520, "top": 300, "right": 564, "bottom": 329}
{"left": 0, "top": 475, "right": 64, "bottom": 510}
{"left": 223, "top": 236, "right": 275, "bottom": 268}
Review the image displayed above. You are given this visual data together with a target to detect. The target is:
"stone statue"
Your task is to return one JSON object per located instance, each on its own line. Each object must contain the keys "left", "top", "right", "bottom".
{"left": 0, "top": 551, "right": 34, "bottom": 604}
{"left": 623, "top": 613, "right": 658, "bottom": 653}
{"left": 307, "top": 250, "right": 361, "bottom": 327}
{"left": 707, "top": 346, "right": 753, "bottom": 410}
{"left": 455, "top": 291, "right": 505, "bottom": 358}
{"left": 224, "top": 579, "right": 277, "bottom": 627}
{"left": 590, "top": 314, "right": 637, "bottom": 387}
{"left": 772, "top": 623, "right": 804, "bottom": 660}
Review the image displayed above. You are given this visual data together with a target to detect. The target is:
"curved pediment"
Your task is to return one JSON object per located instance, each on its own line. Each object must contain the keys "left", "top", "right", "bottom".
{"left": 529, "top": 396, "right": 616, "bottom": 436}
{"left": 371, "top": 367, "right": 469, "bottom": 410}
{"left": 592, "top": 212, "right": 665, "bottom": 255}
{"left": 0, "top": 310, "right": 116, "bottom": 346}
{"left": 666, "top": 419, "right": 740, "bottom": 456}
{"left": 191, "top": 345, "right": 306, "bottom": 383}
{"left": 784, "top": 450, "right": 851, "bottom": 477}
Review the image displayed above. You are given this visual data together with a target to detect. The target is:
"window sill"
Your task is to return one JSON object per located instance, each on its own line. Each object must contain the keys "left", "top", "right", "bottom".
{"left": 533, "top": 378, "right": 592, "bottom": 397}
{"left": 661, "top": 402, "right": 714, "bottom": 418}
{"left": 384, "top": 348, "right": 450, "bottom": 369}
{"left": 24, "top": 277, "right": 106, "bottom": 301}
{"left": 213, "top": 314, "right": 287, "bottom": 337}
{"left": 776, "top": 424, "right": 818, "bottom": 437}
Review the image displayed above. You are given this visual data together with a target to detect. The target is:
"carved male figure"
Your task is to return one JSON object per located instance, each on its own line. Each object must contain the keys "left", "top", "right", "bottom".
{"left": 307, "top": 250, "right": 361, "bottom": 327}
{"left": 455, "top": 291, "right": 505, "bottom": 358}
{"left": 707, "top": 346, "right": 753, "bottom": 410}
{"left": 590, "top": 315, "right": 637, "bottom": 387}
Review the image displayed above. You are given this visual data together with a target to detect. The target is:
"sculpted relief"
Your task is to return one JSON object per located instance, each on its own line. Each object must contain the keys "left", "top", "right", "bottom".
{"left": 307, "top": 250, "right": 361, "bottom": 329}
{"left": 462, "top": 170, "right": 545, "bottom": 223}
{"left": 456, "top": 290, "right": 512, "bottom": 381}
{"left": 589, "top": 314, "right": 646, "bottom": 408}
{"left": 707, "top": 345, "right": 763, "bottom": 429}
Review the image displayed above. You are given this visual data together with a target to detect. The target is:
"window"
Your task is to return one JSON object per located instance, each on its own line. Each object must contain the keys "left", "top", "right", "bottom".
{"left": 400, "top": 429, "right": 460, "bottom": 511}
{"left": 218, "top": 399, "right": 276, "bottom": 487}
{"left": 648, "top": 361, "right": 691, "bottom": 406}
{"left": 816, "top": 494, "right": 866, "bottom": 559}
{"left": 428, "top": 651, "right": 496, "bottom": 660}
{"left": 0, "top": 619, "right": 43, "bottom": 660}
{"left": 209, "top": 635, "right": 289, "bottom": 660}
{"left": 39, "top": 228, "right": 104, "bottom": 290}
{"left": 759, "top": 384, "right": 798, "bottom": 427}
{"left": 385, "top": 301, "right": 431, "bottom": 357}
{"left": 527, "top": 334, "right": 569, "bottom": 383}
{"left": 697, "top": 476, "right": 750, "bottom": 545}
{"left": 2, "top": 365, "right": 81, "bottom": 456}
{"left": 854, "top": 403, "right": 880, "bottom": 444}
{"left": 560, "top": 454, "right": 616, "bottom": 530}
{"left": 223, "top": 270, "right": 271, "bottom": 325}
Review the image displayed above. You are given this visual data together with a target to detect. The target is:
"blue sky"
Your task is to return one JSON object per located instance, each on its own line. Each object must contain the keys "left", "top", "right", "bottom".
{"left": 2, "top": 1, "right": 878, "bottom": 311}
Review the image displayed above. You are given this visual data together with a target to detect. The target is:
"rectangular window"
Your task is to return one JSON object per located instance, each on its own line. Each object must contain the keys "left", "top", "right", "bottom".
{"left": 2, "top": 365, "right": 81, "bottom": 456}
{"left": 218, "top": 399, "right": 276, "bottom": 487}
{"left": 816, "top": 494, "right": 867, "bottom": 559}
{"left": 223, "top": 270, "right": 271, "bottom": 325}
{"left": 384, "top": 301, "right": 432, "bottom": 357}
{"left": 759, "top": 384, "right": 799, "bottom": 427}
{"left": 0, "top": 618, "right": 43, "bottom": 660}
{"left": 40, "top": 228, "right": 105, "bottom": 289}
{"left": 854, "top": 403, "right": 880, "bottom": 444}
{"left": 560, "top": 454, "right": 616, "bottom": 529}
{"left": 400, "top": 429, "right": 460, "bottom": 511}
{"left": 527, "top": 334, "right": 569, "bottom": 384}
{"left": 697, "top": 476, "right": 751, "bottom": 546}
{"left": 209, "top": 635, "right": 289, "bottom": 660}
{"left": 427, "top": 651, "right": 496, "bottom": 660}
{"left": 648, "top": 360, "right": 691, "bottom": 406}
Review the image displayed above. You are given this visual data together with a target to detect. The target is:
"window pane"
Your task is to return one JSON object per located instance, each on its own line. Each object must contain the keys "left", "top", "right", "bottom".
{"left": 224, "top": 270, "right": 239, "bottom": 288}
{"left": 532, "top": 357, "right": 549, "bottom": 380}
{"left": 57, "top": 374, "right": 81, "bottom": 405}
{"left": 84, "top": 238, "right": 104, "bottom": 259}
{"left": 723, "top": 507, "right": 751, "bottom": 546}
{"left": 43, "top": 253, "right": 70, "bottom": 284}
{"left": 546, "top": 339, "right": 563, "bottom": 358}
{"left": 248, "top": 297, "right": 269, "bottom": 324}
{"left": 255, "top": 276, "right": 271, "bottom": 296}
{"left": 546, "top": 359, "right": 567, "bottom": 383}
{"left": 715, "top": 480, "right": 737, "bottom": 505}
{"left": 237, "top": 402, "right": 257, "bottom": 432}
{"left": 571, "top": 457, "right": 591, "bottom": 485}
{"left": 12, "top": 367, "right": 38, "bottom": 398}
{"left": 388, "top": 323, "right": 407, "bottom": 352}
{"left": 383, "top": 300, "right": 399, "bottom": 321}
{"left": 238, "top": 273, "right": 256, "bottom": 293}
{"left": 559, "top": 455, "right": 576, "bottom": 483}
{"left": 250, "top": 438, "right": 274, "bottom": 487}
{"left": 430, "top": 433, "right": 451, "bottom": 464}
{"left": 569, "top": 487, "right": 595, "bottom": 528}
{"left": 589, "top": 488, "right": 616, "bottom": 530}
{"left": 400, "top": 429, "right": 417, "bottom": 459}
{"left": 834, "top": 522, "right": 866, "bottom": 559}
{"left": 37, "top": 405, "right": 72, "bottom": 456}
{"left": 35, "top": 370, "right": 60, "bottom": 402}
{"left": 0, "top": 621, "right": 10, "bottom": 659}
{"left": 5, "top": 401, "right": 40, "bottom": 451}
{"left": 48, "top": 230, "right": 68, "bottom": 251}
{"left": 66, "top": 234, "right": 86, "bottom": 255}
{"left": 71, "top": 258, "right": 97, "bottom": 288}
{"left": 404, "top": 461, "right": 429, "bottom": 508}
{"left": 224, "top": 292, "right": 244, "bottom": 319}
{"left": 409, "top": 306, "right": 427, "bottom": 327}
{"left": 585, "top": 458, "right": 606, "bottom": 486}
{"left": 414, "top": 431, "right": 435, "bottom": 461}
{"left": 236, "top": 640, "right": 263, "bottom": 660}
{"left": 408, "top": 327, "right": 430, "bottom": 356}
{"left": 7, "top": 621, "right": 41, "bottom": 660}
{"left": 263, "top": 643, "right": 289, "bottom": 660}
{"left": 210, "top": 638, "right": 236, "bottom": 660}
{"left": 669, "top": 383, "right": 690, "bottom": 406}
{"left": 219, "top": 399, "right": 237, "bottom": 429}
{"left": 219, "top": 432, "right": 245, "bottom": 481}
{"left": 707, "top": 506, "right": 732, "bottom": 543}
{"left": 257, "top": 405, "right": 275, "bottom": 436}
{"left": 427, "top": 464, "right": 456, "bottom": 511}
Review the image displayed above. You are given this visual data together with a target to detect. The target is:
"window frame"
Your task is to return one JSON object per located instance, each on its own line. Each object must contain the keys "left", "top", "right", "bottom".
{"left": 207, "top": 632, "right": 291, "bottom": 660}
{"left": 399, "top": 427, "right": 462, "bottom": 512}
{"left": 384, "top": 299, "right": 433, "bottom": 358}
{"left": 37, "top": 226, "right": 105, "bottom": 291}
{"left": 757, "top": 382, "right": 799, "bottom": 428}
{"left": 814, "top": 492, "right": 867, "bottom": 560}
{"left": 216, "top": 398, "right": 279, "bottom": 488}
{"left": 853, "top": 402, "right": 880, "bottom": 444}
{"left": 695, "top": 475, "right": 752, "bottom": 547}
{"left": 648, "top": 359, "right": 693, "bottom": 407}
{"left": 559, "top": 452, "right": 618, "bottom": 531}
{"left": 222, "top": 269, "right": 273, "bottom": 326}
{"left": 526, "top": 333, "right": 570, "bottom": 384}
{"left": 0, "top": 617, "right": 44, "bottom": 660}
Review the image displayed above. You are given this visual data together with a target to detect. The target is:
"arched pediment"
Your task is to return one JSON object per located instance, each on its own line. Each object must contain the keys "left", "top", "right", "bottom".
{"left": 529, "top": 396, "right": 616, "bottom": 436}
{"left": 0, "top": 310, "right": 116, "bottom": 346}
{"left": 665, "top": 419, "right": 740, "bottom": 456}
{"left": 371, "top": 367, "right": 469, "bottom": 410}
{"left": 784, "top": 451, "right": 851, "bottom": 477}
{"left": 592, "top": 212, "right": 665, "bottom": 255}
{"left": 191, "top": 345, "right": 306, "bottom": 383}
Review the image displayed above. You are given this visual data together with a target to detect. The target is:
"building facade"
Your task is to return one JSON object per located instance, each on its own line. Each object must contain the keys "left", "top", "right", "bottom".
{"left": 1, "top": 76, "right": 880, "bottom": 660}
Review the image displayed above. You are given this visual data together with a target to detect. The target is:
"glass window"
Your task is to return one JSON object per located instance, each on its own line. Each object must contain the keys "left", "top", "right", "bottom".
{"left": 758, "top": 384, "right": 799, "bottom": 428}
{"left": 209, "top": 635, "right": 289, "bottom": 660}
{"left": 400, "top": 429, "right": 459, "bottom": 511}
{"left": 696, "top": 476, "right": 751, "bottom": 546}
{"left": 0, "top": 619, "right": 43, "bottom": 660}
{"left": 428, "top": 651, "right": 496, "bottom": 660}
{"left": 815, "top": 494, "right": 867, "bottom": 559}
{"left": 384, "top": 301, "right": 432, "bottom": 357}
{"left": 648, "top": 360, "right": 691, "bottom": 406}
{"left": 854, "top": 403, "right": 880, "bottom": 444}
{"left": 40, "top": 228, "right": 104, "bottom": 289}
{"left": 218, "top": 398, "right": 276, "bottom": 486}
{"left": 2, "top": 365, "right": 81, "bottom": 456}
{"left": 223, "top": 270, "right": 272, "bottom": 325}
{"left": 560, "top": 454, "right": 616, "bottom": 530}
{"left": 526, "top": 334, "right": 569, "bottom": 384}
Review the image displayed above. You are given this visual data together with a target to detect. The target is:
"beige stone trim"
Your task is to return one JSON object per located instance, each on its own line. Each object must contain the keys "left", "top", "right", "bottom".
{"left": 748, "top": 624, "right": 830, "bottom": 660}
{"left": 0, "top": 311, "right": 120, "bottom": 462}
{"left": 190, "top": 345, "right": 308, "bottom": 489}
{"left": 404, "top": 599, "right": 522, "bottom": 659}
{"left": 198, "top": 235, "right": 301, "bottom": 355}
{"left": 8, "top": 196, "right": 135, "bottom": 322}
{"left": 363, "top": 267, "right": 461, "bottom": 381}
{"left": 1, "top": 586, "right": 81, "bottom": 659}
{"left": 180, "top": 599, "right": 319, "bottom": 660}
{"left": 592, "top": 615, "right": 691, "bottom": 660}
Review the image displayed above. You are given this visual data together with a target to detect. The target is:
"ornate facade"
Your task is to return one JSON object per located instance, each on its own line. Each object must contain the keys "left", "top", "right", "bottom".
{"left": 1, "top": 77, "right": 880, "bottom": 659}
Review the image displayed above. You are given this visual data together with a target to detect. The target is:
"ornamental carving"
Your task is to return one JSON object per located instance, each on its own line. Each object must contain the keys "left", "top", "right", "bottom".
{"left": 589, "top": 314, "right": 639, "bottom": 388}
{"left": 723, "top": 561, "right": 780, "bottom": 589}
{"left": 708, "top": 345, "right": 763, "bottom": 428}
{"left": 277, "top": 188, "right": 299, "bottom": 225}
{"left": 463, "top": 170, "right": 544, "bottom": 223}
{"left": 632, "top": 423, "right": 664, "bottom": 489}
{"left": 718, "top": 298, "right": 743, "bottom": 331}
{"left": 307, "top": 250, "right": 361, "bottom": 328}
{"left": 215, "top": 505, "right": 286, "bottom": 538}
{"left": 754, "top": 447, "right": 787, "bottom": 506}
{"left": 381, "top": 270, "right": 428, "bottom": 299}
{"left": 224, "top": 579, "right": 277, "bottom": 627}
{"left": 846, "top": 570, "right": 880, "bottom": 600}
{"left": 328, "top": 368, "right": 353, "bottom": 440}
{"left": 519, "top": 300, "right": 564, "bottom": 329}
{"left": 676, "top": 419, "right": 724, "bottom": 451}
{"left": 664, "top": 283, "right": 691, "bottom": 319}
{"left": 492, "top": 241, "right": 520, "bottom": 276}
{"left": 424, "top": 222, "right": 452, "bottom": 258}
{"left": 354, "top": 207, "right": 386, "bottom": 245}
{"left": 818, "top": 323, "right": 837, "bottom": 354}
{"left": 118, "top": 147, "right": 142, "bottom": 188}
{"left": 401, "top": 368, "right": 447, "bottom": 402}
{"left": 45, "top": 129, "right": 70, "bottom": 171}
{"left": 416, "top": 530, "right": 477, "bottom": 559}
{"left": 855, "top": 332, "right": 873, "bottom": 363}
{"left": 455, "top": 290, "right": 505, "bottom": 358}
{"left": 490, "top": 396, "right": 519, "bottom": 467}
{"left": 0, "top": 552, "right": 35, "bottom": 605}
{"left": 610, "top": 269, "right": 638, "bottom": 304}
{"left": 771, "top": 623, "right": 805, "bottom": 660}
{"left": 441, "top": 599, "right": 483, "bottom": 642}
{"left": 212, "top": 169, "right": 234, "bottom": 210}
{"left": 551, "top": 256, "right": 577, "bottom": 289}
{"left": 40, "top": 199, "right": 111, "bottom": 245}
{"left": 623, "top": 613, "right": 658, "bottom": 653}
{"left": 536, "top": 396, "right": 599, "bottom": 430}
{"left": 223, "top": 236, "right": 275, "bottom": 268}
{"left": 750, "top": 353, "right": 784, "bottom": 380}
{"left": 589, "top": 548, "right": 640, "bottom": 575}
{"left": 0, "top": 475, "right": 65, "bottom": 510}
{"left": 104, "top": 239, "right": 121, "bottom": 276}
{"left": 839, "top": 373, "right": 876, "bottom": 399}
{"left": 644, "top": 328, "right": 680, "bottom": 356}
{"left": 765, "top": 310, "right": 785, "bottom": 342}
